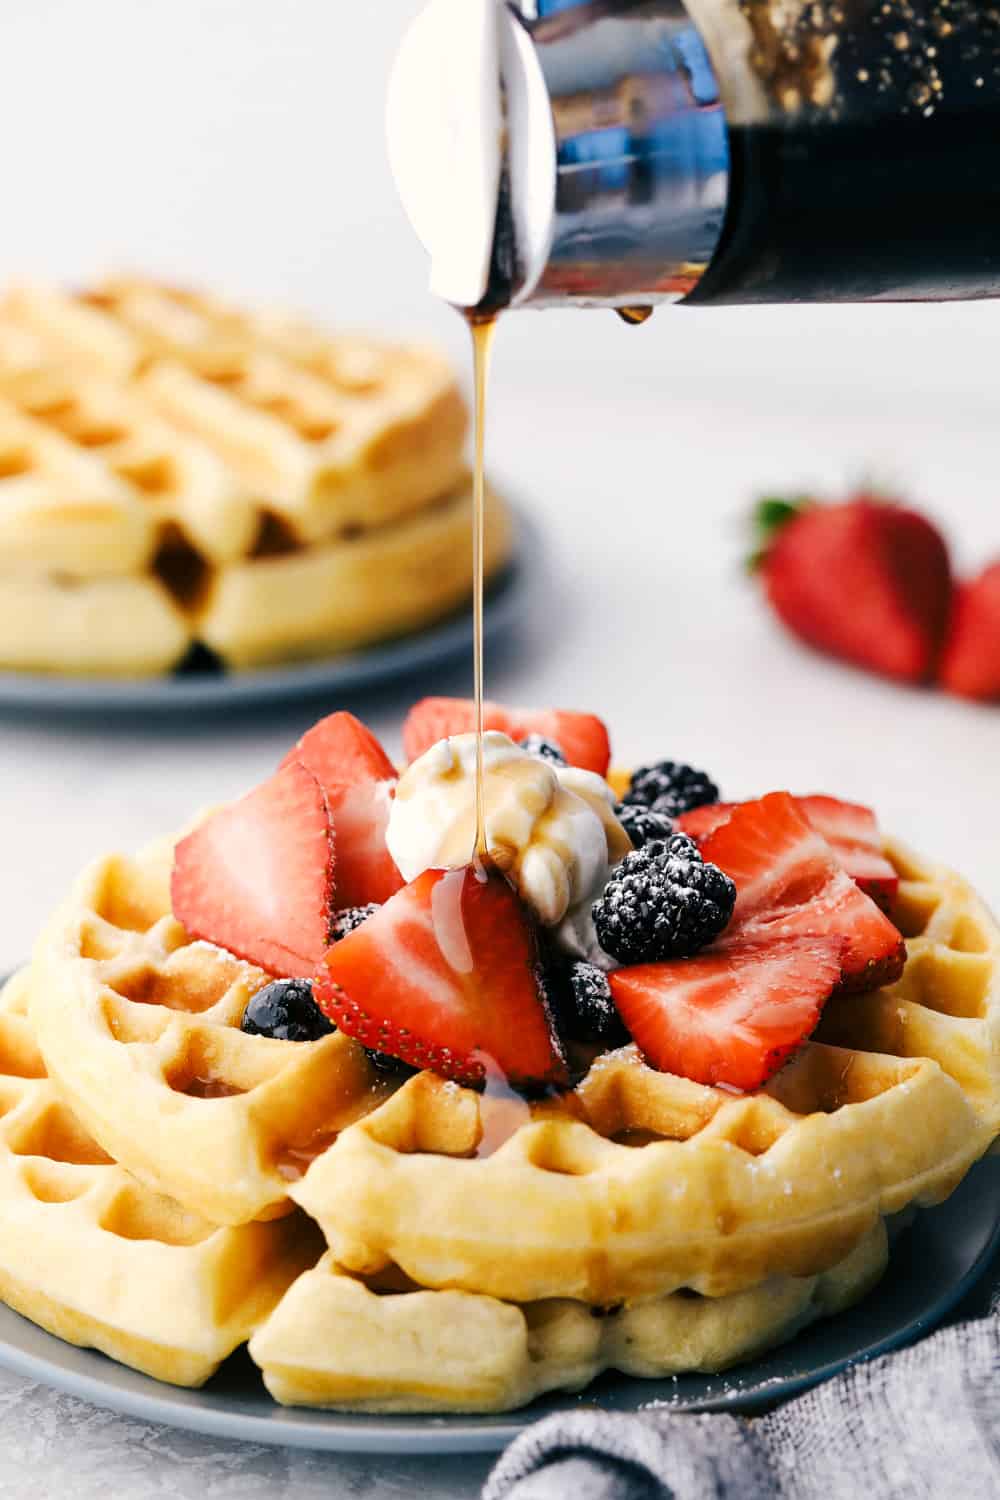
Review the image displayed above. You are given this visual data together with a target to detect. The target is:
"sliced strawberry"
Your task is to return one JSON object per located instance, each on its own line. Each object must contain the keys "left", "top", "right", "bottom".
{"left": 677, "top": 803, "right": 736, "bottom": 841}
{"left": 315, "top": 866, "right": 566, "bottom": 1090}
{"left": 278, "top": 711, "right": 396, "bottom": 784}
{"left": 699, "top": 792, "right": 905, "bottom": 992}
{"left": 402, "top": 698, "right": 611, "bottom": 776}
{"left": 280, "top": 712, "right": 404, "bottom": 907}
{"left": 172, "top": 762, "right": 334, "bottom": 978}
{"left": 938, "top": 561, "right": 1000, "bottom": 702}
{"left": 679, "top": 795, "right": 898, "bottom": 912}
{"left": 610, "top": 936, "right": 843, "bottom": 1090}
{"left": 795, "top": 795, "right": 898, "bottom": 912}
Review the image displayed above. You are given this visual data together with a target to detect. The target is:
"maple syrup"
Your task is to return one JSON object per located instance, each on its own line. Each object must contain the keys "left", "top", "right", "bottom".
{"left": 467, "top": 311, "right": 498, "bottom": 869}
{"left": 273, "top": 1129, "right": 340, "bottom": 1183}
{"left": 616, "top": 306, "right": 654, "bottom": 326}
{"left": 181, "top": 1075, "right": 247, "bottom": 1100}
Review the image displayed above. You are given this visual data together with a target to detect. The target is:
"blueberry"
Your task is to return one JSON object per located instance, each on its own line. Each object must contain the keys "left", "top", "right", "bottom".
{"left": 364, "top": 1048, "right": 416, "bottom": 1078}
{"left": 519, "top": 734, "right": 567, "bottom": 767}
{"left": 241, "top": 979, "right": 333, "bottom": 1043}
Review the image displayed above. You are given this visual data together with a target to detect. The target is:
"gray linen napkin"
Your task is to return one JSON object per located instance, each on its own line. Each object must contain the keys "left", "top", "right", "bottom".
{"left": 483, "top": 1306, "right": 1000, "bottom": 1500}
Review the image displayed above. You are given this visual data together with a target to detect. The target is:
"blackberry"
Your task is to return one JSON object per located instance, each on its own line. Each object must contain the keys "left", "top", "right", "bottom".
{"left": 519, "top": 734, "right": 567, "bottom": 767}
{"left": 241, "top": 979, "right": 333, "bottom": 1043}
{"left": 592, "top": 839, "right": 735, "bottom": 964}
{"left": 616, "top": 803, "right": 674, "bottom": 849}
{"left": 624, "top": 761, "right": 720, "bottom": 819}
{"left": 549, "top": 961, "right": 629, "bottom": 1048}
{"left": 330, "top": 904, "right": 380, "bottom": 942}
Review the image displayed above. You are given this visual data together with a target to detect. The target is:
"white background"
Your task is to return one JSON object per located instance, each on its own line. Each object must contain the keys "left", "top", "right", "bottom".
{"left": 1, "top": 0, "right": 999, "bottom": 973}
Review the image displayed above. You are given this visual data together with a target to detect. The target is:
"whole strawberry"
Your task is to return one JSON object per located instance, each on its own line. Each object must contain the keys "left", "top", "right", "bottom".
{"left": 938, "top": 561, "right": 1000, "bottom": 703}
{"left": 750, "top": 494, "right": 952, "bottom": 685}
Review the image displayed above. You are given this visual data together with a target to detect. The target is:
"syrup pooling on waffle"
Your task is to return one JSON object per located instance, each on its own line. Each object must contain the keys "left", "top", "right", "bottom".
{"left": 29, "top": 838, "right": 398, "bottom": 1225}
{"left": 0, "top": 278, "right": 514, "bottom": 674}
{"left": 0, "top": 971, "right": 320, "bottom": 1387}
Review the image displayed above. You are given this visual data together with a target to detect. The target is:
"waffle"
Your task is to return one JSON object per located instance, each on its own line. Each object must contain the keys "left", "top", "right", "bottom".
{"left": 24, "top": 827, "right": 1000, "bottom": 1410}
{"left": 1, "top": 278, "right": 469, "bottom": 541}
{"left": 0, "top": 473, "right": 511, "bottom": 675}
{"left": 0, "top": 572, "right": 190, "bottom": 678}
{"left": 0, "top": 396, "right": 155, "bottom": 577}
{"left": 28, "top": 837, "right": 397, "bottom": 1225}
{"left": 291, "top": 842, "right": 1000, "bottom": 1306}
{"left": 0, "top": 277, "right": 513, "bottom": 675}
{"left": 0, "top": 970, "right": 321, "bottom": 1387}
{"left": 194, "top": 475, "right": 512, "bottom": 668}
{"left": 249, "top": 1224, "right": 887, "bottom": 1413}
{"left": 0, "top": 362, "right": 261, "bottom": 566}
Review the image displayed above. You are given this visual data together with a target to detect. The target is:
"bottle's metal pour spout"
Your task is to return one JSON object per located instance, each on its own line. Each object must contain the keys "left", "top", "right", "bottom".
{"left": 387, "top": 0, "right": 729, "bottom": 313}
{"left": 390, "top": 2, "right": 1000, "bottom": 311}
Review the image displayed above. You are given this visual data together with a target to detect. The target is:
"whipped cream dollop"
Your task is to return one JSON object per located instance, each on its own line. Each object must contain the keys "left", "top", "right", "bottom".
{"left": 386, "top": 733, "right": 630, "bottom": 957}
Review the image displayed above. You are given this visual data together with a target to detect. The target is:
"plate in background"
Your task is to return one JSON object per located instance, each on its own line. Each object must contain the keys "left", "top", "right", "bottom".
{"left": 0, "top": 513, "right": 532, "bottom": 716}
{"left": 0, "top": 1153, "right": 995, "bottom": 1454}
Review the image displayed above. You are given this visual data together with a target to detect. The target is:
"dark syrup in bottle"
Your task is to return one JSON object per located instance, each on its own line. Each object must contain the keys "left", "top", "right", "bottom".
{"left": 694, "top": 10, "right": 1000, "bottom": 304}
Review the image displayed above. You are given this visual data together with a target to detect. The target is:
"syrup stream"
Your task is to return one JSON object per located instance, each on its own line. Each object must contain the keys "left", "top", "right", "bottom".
{"left": 468, "top": 312, "right": 498, "bottom": 868}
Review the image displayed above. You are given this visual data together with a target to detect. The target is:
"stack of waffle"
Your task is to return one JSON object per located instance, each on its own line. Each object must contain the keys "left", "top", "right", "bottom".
{"left": 0, "top": 278, "right": 512, "bottom": 676}
{"left": 8, "top": 830, "right": 999, "bottom": 1410}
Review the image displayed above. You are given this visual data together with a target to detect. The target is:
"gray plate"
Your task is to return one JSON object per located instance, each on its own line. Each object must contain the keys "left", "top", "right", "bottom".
{"left": 0, "top": 1154, "right": 995, "bottom": 1454}
{"left": 0, "top": 515, "right": 531, "bottom": 716}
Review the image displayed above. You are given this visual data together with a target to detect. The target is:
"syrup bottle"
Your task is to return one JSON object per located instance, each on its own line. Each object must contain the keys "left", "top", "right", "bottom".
{"left": 388, "top": 0, "right": 1000, "bottom": 315}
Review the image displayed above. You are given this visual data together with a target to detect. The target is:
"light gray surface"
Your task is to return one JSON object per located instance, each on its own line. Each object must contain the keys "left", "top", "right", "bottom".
{"left": 1, "top": 4, "right": 999, "bottom": 1495}
{"left": 0, "top": 1372, "right": 494, "bottom": 1498}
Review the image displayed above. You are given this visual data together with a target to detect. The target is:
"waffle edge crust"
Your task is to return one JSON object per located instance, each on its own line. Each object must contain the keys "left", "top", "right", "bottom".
{"left": 10, "top": 833, "right": 1000, "bottom": 1409}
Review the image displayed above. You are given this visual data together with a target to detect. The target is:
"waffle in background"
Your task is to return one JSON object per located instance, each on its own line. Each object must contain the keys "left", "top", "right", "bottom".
{"left": 0, "top": 278, "right": 513, "bottom": 676}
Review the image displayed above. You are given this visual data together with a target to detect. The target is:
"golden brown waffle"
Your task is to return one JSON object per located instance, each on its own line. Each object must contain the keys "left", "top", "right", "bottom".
{"left": 0, "top": 473, "right": 511, "bottom": 675}
{"left": 194, "top": 476, "right": 513, "bottom": 668}
{"left": 2, "top": 278, "right": 469, "bottom": 541}
{"left": 28, "top": 837, "right": 397, "bottom": 1225}
{"left": 818, "top": 838, "right": 1000, "bottom": 1132}
{"left": 0, "top": 277, "right": 513, "bottom": 675}
{"left": 250, "top": 1225, "right": 887, "bottom": 1413}
{"left": 0, "top": 363, "right": 260, "bottom": 565}
{"left": 291, "top": 844, "right": 1000, "bottom": 1306}
{"left": 0, "top": 396, "right": 154, "bottom": 576}
{"left": 18, "top": 829, "right": 1000, "bottom": 1411}
{"left": 0, "top": 970, "right": 320, "bottom": 1387}
{"left": 0, "top": 572, "right": 190, "bottom": 677}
